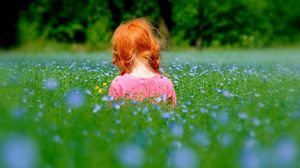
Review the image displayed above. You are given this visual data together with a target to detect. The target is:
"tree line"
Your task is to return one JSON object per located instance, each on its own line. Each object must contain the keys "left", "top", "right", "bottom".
{"left": 1, "top": 0, "right": 300, "bottom": 49}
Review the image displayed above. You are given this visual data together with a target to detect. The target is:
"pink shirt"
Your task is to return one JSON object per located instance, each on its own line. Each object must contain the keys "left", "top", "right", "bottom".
{"left": 108, "top": 73, "right": 176, "bottom": 105}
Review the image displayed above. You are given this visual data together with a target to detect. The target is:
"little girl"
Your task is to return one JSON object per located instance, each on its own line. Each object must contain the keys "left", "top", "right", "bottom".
{"left": 108, "top": 18, "right": 176, "bottom": 106}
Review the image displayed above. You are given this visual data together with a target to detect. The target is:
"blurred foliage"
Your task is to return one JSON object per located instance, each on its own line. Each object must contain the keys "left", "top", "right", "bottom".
{"left": 17, "top": 16, "right": 39, "bottom": 44}
{"left": 109, "top": 0, "right": 160, "bottom": 26}
{"left": 172, "top": 0, "right": 300, "bottom": 48}
{"left": 2, "top": 0, "right": 300, "bottom": 49}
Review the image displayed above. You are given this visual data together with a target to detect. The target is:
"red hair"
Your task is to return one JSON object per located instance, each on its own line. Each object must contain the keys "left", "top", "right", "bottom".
{"left": 111, "top": 18, "right": 161, "bottom": 75}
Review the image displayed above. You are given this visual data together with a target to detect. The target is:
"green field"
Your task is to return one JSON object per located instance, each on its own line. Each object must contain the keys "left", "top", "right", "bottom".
{"left": 0, "top": 49, "right": 300, "bottom": 168}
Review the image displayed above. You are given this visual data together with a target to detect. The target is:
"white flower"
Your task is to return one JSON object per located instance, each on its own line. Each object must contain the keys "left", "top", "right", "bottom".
{"left": 92, "top": 104, "right": 101, "bottom": 113}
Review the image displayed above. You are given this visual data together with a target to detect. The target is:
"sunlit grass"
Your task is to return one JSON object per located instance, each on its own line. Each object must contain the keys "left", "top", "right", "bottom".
{"left": 0, "top": 49, "right": 300, "bottom": 168}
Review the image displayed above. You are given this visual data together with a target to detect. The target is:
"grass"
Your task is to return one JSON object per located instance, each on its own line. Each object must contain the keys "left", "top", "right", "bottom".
{"left": 0, "top": 49, "right": 300, "bottom": 168}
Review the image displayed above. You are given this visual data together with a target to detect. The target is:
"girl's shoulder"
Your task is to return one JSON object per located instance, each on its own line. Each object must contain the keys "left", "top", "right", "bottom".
{"left": 110, "top": 74, "right": 137, "bottom": 86}
{"left": 111, "top": 75, "right": 124, "bottom": 84}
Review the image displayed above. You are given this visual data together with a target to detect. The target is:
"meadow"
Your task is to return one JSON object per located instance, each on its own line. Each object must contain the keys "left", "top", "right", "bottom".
{"left": 0, "top": 49, "right": 300, "bottom": 168}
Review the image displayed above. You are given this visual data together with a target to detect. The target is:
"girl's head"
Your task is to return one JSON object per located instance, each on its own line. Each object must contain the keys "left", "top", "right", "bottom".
{"left": 111, "top": 18, "right": 161, "bottom": 75}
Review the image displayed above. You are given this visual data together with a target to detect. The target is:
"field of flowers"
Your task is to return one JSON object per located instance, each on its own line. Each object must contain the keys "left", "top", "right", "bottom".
{"left": 0, "top": 49, "right": 300, "bottom": 168}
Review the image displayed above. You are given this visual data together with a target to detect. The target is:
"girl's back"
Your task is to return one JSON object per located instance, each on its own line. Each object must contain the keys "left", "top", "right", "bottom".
{"left": 109, "top": 73, "right": 176, "bottom": 105}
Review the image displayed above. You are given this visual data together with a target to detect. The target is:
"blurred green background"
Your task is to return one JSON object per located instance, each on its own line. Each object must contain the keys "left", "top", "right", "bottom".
{"left": 1, "top": 0, "right": 300, "bottom": 51}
